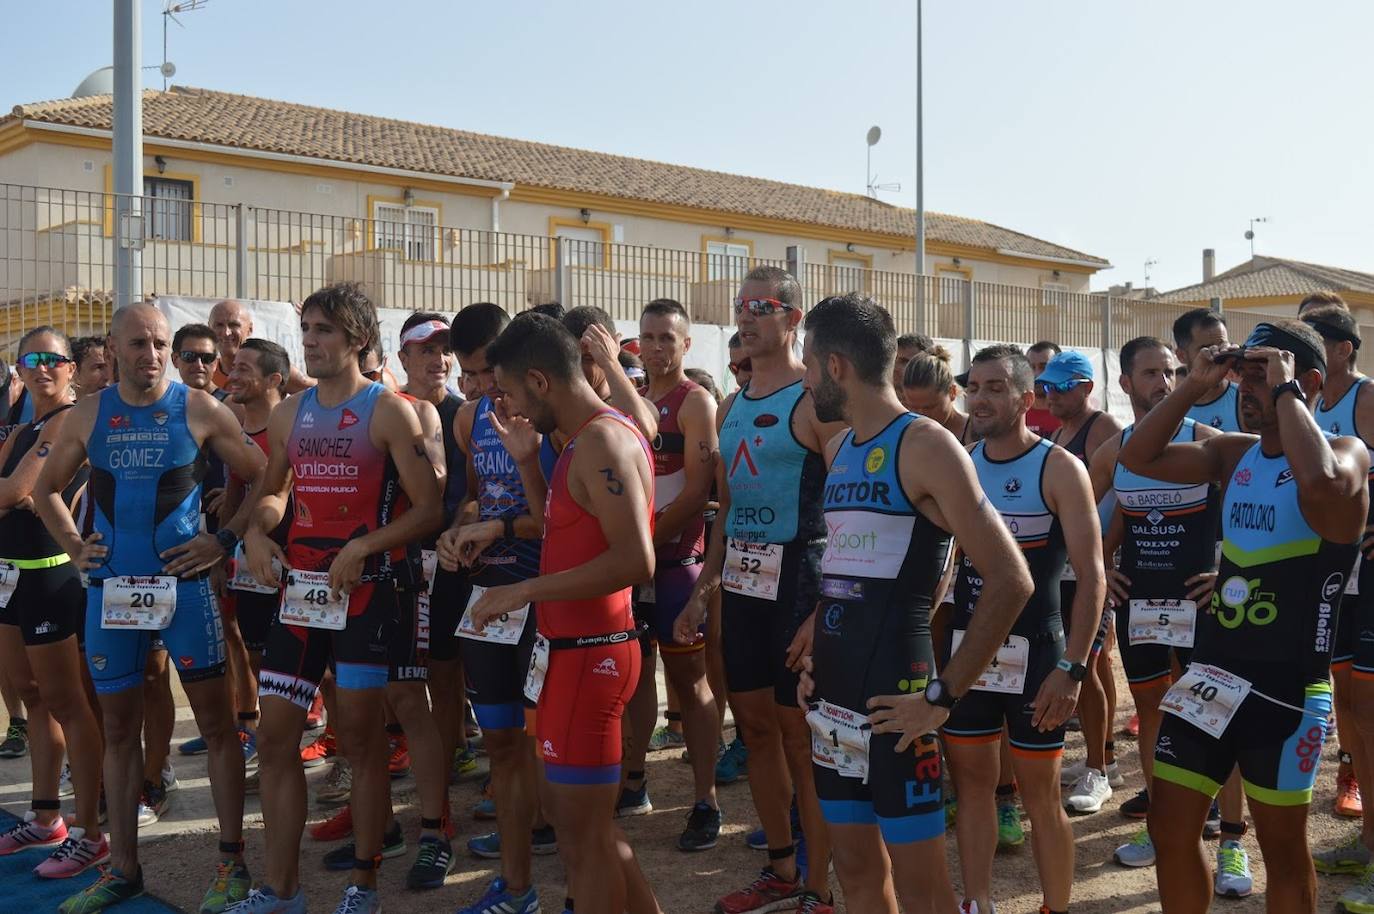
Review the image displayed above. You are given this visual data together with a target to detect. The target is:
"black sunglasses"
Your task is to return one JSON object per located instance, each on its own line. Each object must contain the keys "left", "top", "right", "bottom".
{"left": 178, "top": 351, "right": 217, "bottom": 366}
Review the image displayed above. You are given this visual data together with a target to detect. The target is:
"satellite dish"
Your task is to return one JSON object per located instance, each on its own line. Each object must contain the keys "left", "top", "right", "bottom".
{"left": 1244, "top": 230, "right": 1255, "bottom": 241}
{"left": 866, "top": 126, "right": 882, "bottom": 147}
{"left": 71, "top": 66, "right": 115, "bottom": 98}
{"left": 160, "top": 61, "right": 177, "bottom": 78}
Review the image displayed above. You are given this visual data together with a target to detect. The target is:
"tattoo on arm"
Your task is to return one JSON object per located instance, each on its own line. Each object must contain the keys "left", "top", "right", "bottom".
{"left": 698, "top": 441, "right": 713, "bottom": 464}
{"left": 36, "top": 442, "right": 51, "bottom": 458}
{"left": 413, "top": 444, "right": 427, "bottom": 459}
{"left": 600, "top": 467, "right": 624, "bottom": 496}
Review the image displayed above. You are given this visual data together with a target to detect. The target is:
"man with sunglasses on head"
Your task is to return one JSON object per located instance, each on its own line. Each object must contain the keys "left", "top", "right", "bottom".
{"left": 675, "top": 266, "right": 845, "bottom": 913}
{"left": 1119, "top": 320, "right": 1367, "bottom": 914}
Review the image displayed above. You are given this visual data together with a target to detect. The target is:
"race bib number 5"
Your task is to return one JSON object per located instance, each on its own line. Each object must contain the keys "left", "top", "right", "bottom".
{"left": 722, "top": 540, "right": 783, "bottom": 601}
{"left": 1159, "top": 663, "right": 1251, "bottom": 739}
{"left": 951, "top": 629, "right": 1029, "bottom": 695}
{"left": 279, "top": 570, "right": 348, "bottom": 631}
{"left": 1128, "top": 599, "right": 1196, "bottom": 648}
{"left": 101, "top": 576, "right": 178, "bottom": 630}
{"left": 456, "top": 584, "right": 530, "bottom": 645}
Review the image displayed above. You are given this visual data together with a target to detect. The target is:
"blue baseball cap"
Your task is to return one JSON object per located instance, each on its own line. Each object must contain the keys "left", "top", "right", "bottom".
{"left": 1035, "top": 350, "right": 1095, "bottom": 386}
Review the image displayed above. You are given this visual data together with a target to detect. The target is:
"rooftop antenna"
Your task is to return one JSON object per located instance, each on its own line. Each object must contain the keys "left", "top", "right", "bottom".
{"left": 157, "top": 0, "right": 210, "bottom": 90}
{"left": 865, "top": 126, "right": 902, "bottom": 198}
{"left": 1245, "top": 216, "right": 1269, "bottom": 258}
{"left": 1144, "top": 258, "right": 1158, "bottom": 286}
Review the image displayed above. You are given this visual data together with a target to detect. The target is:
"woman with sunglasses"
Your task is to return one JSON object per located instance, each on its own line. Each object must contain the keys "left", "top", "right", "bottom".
{"left": 0, "top": 326, "right": 108, "bottom": 878}
{"left": 902, "top": 348, "right": 976, "bottom": 445}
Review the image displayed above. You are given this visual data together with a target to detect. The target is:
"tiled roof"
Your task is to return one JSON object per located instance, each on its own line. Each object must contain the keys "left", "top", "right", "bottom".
{"left": 6, "top": 86, "right": 1108, "bottom": 266}
{"left": 1154, "top": 256, "right": 1374, "bottom": 302}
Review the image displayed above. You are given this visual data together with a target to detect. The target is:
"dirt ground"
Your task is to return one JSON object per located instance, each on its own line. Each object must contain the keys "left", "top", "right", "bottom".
{"left": 1, "top": 656, "right": 1366, "bottom": 914}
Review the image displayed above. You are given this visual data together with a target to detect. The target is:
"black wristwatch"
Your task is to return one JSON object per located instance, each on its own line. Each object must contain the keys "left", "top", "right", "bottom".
{"left": 924, "top": 677, "right": 959, "bottom": 709}
{"left": 1271, "top": 379, "right": 1304, "bottom": 406}
{"left": 215, "top": 528, "right": 240, "bottom": 555}
{"left": 1057, "top": 657, "right": 1089, "bottom": 682}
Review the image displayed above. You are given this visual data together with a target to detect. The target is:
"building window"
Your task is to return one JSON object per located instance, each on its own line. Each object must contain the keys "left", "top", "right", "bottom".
{"left": 143, "top": 177, "right": 194, "bottom": 241}
{"left": 554, "top": 224, "right": 607, "bottom": 268}
{"left": 373, "top": 202, "right": 438, "bottom": 261}
{"left": 1042, "top": 280, "right": 1070, "bottom": 308}
{"left": 828, "top": 253, "right": 870, "bottom": 292}
{"left": 705, "top": 240, "right": 750, "bottom": 282}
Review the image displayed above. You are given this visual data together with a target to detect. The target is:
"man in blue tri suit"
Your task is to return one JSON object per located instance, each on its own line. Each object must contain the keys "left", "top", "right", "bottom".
{"left": 1120, "top": 319, "right": 1368, "bottom": 914}
{"left": 33, "top": 302, "right": 268, "bottom": 914}
{"left": 794, "top": 294, "right": 1033, "bottom": 914}
{"left": 1174, "top": 309, "right": 1243, "bottom": 433}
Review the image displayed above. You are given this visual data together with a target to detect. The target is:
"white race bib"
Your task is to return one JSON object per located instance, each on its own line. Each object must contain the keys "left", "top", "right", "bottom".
{"left": 1348, "top": 555, "right": 1362, "bottom": 596}
{"left": 229, "top": 543, "right": 280, "bottom": 595}
{"left": 421, "top": 549, "right": 438, "bottom": 597}
{"left": 952, "top": 629, "right": 1030, "bottom": 695}
{"left": 0, "top": 562, "right": 17, "bottom": 609}
{"left": 456, "top": 584, "right": 530, "bottom": 645}
{"left": 101, "top": 575, "right": 178, "bottom": 630}
{"left": 279, "top": 570, "right": 347, "bottom": 631}
{"left": 722, "top": 540, "right": 783, "bottom": 601}
{"left": 806, "top": 699, "right": 870, "bottom": 782}
{"left": 1128, "top": 599, "right": 1197, "bottom": 648}
{"left": 523, "top": 634, "right": 549, "bottom": 703}
{"left": 1159, "top": 663, "right": 1252, "bottom": 739}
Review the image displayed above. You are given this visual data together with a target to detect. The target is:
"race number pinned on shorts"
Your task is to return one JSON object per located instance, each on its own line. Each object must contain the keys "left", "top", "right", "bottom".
{"left": 1128, "top": 599, "right": 1196, "bottom": 649}
{"left": 1159, "top": 663, "right": 1251, "bottom": 739}
{"left": 229, "top": 543, "right": 280, "bottom": 595}
{"left": 101, "top": 575, "right": 178, "bottom": 630}
{"left": 456, "top": 585, "right": 530, "bottom": 645}
{"left": 523, "top": 634, "right": 549, "bottom": 704}
{"left": 0, "top": 561, "right": 17, "bottom": 609}
{"left": 1348, "top": 555, "right": 1362, "bottom": 596}
{"left": 951, "top": 629, "right": 1029, "bottom": 695}
{"left": 279, "top": 570, "right": 347, "bottom": 631}
{"left": 806, "top": 699, "right": 870, "bottom": 782}
{"left": 722, "top": 540, "right": 783, "bottom": 601}
{"left": 421, "top": 549, "right": 438, "bottom": 597}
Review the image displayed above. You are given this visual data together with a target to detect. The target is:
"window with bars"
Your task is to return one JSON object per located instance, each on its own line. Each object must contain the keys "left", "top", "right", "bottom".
{"left": 373, "top": 202, "right": 438, "bottom": 261}
{"left": 829, "top": 255, "right": 868, "bottom": 293}
{"left": 705, "top": 240, "right": 750, "bottom": 282}
{"left": 143, "top": 177, "right": 193, "bottom": 241}
{"left": 554, "top": 225, "right": 606, "bottom": 268}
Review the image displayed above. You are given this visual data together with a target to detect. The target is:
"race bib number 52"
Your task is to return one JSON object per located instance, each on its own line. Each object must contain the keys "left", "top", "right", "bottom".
{"left": 279, "top": 570, "right": 348, "bottom": 631}
{"left": 722, "top": 540, "right": 783, "bottom": 601}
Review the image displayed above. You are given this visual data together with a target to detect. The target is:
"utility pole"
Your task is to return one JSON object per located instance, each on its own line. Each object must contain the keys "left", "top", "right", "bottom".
{"left": 113, "top": 0, "right": 143, "bottom": 308}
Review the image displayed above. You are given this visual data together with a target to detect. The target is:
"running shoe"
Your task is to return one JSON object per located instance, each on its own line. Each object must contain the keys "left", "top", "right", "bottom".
{"left": 220, "top": 886, "right": 305, "bottom": 914}
{"left": 59, "top": 763, "right": 75, "bottom": 798}
{"left": 455, "top": 877, "right": 539, "bottom": 914}
{"left": 1203, "top": 799, "right": 1221, "bottom": 839}
{"left": 1120, "top": 788, "right": 1149, "bottom": 819}
{"left": 322, "top": 819, "right": 405, "bottom": 870}
{"left": 467, "top": 825, "right": 558, "bottom": 859}
{"left": 996, "top": 801, "right": 1024, "bottom": 848}
{"left": 1214, "top": 840, "right": 1252, "bottom": 898}
{"left": 316, "top": 757, "right": 352, "bottom": 806}
{"left": 1125, "top": 713, "right": 1140, "bottom": 737}
{"left": 1059, "top": 758, "right": 1123, "bottom": 788}
{"left": 179, "top": 734, "right": 209, "bottom": 756}
{"left": 1340, "top": 862, "right": 1374, "bottom": 913}
{"left": 649, "top": 726, "right": 686, "bottom": 752}
{"left": 680, "top": 801, "right": 722, "bottom": 852}
{"left": 0, "top": 718, "right": 29, "bottom": 757}
{"left": 162, "top": 760, "right": 178, "bottom": 792}
{"left": 199, "top": 858, "right": 251, "bottom": 913}
{"left": 35, "top": 828, "right": 109, "bottom": 878}
{"left": 406, "top": 835, "right": 455, "bottom": 890}
{"left": 301, "top": 728, "right": 336, "bottom": 768}
{"left": 0, "top": 810, "right": 68, "bottom": 854}
{"left": 714, "top": 867, "right": 803, "bottom": 914}
{"left": 959, "top": 902, "right": 995, "bottom": 914}
{"left": 330, "top": 885, "right": 380, "bottom": 914}
{"left": 310, "top": 805, "right": 353, "bottom": 841}
{"left": 1064, "top": 768, "right": 1112, "bottom": 815}
{"left": 794, "top": 891, "right": 834, "bottom": 913}
{"left": 715, "top": 737, "right": 748, "bottom": 784}
{"left": 305, "top": 691, "right": 326, "bottom": 731}
{"left": 472, "top": 797, "right": 497, "bottom": 820}
{"left": 745, "top": 827, "right": 767, "bottom": 850}
{"left": 244, "top": 767, "right": 260, "bottom": 795}
{"left": 452, "top": 746, "right": 480, "bottom": 781}
{"left": 616, "top": 782, "right": 653, "bottom": 817}
{"left": 240, "top": 728, "right": 258, "bottom": 768}
{"left": 388, "top": 732, "right": 411, "bottom": 778}
{"left": 1338, "top": 771, "right": 1365, "bottom": 818}
{"left": 58, "top": 866, "right": 145, "bottom": 913}
{"left": 137, "top": 779, "right": 169, "bottom": 827}
{"left": 1113, "top": 828, "right": 1156, "bottom": 867}
{"left": 1315, "top": 828, "right": 1372, "bottom": 874}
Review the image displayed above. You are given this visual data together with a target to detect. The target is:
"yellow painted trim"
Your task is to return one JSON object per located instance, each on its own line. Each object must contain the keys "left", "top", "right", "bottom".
{"left": 0, "top": 122, "right": 28, "bottom": 157}
{"left": 700, "top": 234, "right": 755, "bottom": 279}
{"left": 103, "top": 163, "right": 113, "bottom": 236}
{"left": 935, "top": 264, "right": 972, "bottom": 281}
{"left": 825, "top": 249, "right": 875, "bottom": 293}
{"left": 827, "top": 249, "right": 873, "bottom": 269}
{"left": 365, "top": 193, "right": 444, "bottom": 261}
{"left": 548, "top": 217, "right": 613, "bottom": 269}
{"left": 100, "top": 162, "right": 202, "bottom": 242}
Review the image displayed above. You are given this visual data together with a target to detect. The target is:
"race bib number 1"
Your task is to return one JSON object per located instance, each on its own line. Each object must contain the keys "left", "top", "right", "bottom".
{"left": 951, "top": 629, "right": 1029, "bottom": 695}
{"left": 456, "top": 584, "right": 530, "bottom": 645}
{"left": 1128, "top": 599, "right": 1197, "bottom": 648}
{"left": 101, "top": 576, "right": 178, "bottom": 630}
{"left": 1159, "top": 663, "right": 1251, "bottom": 739}
{"left": 0, "top": 561, "right": 17, "bottom": 609}
{"left": 722, "top": 540, "right": 783, "bottom": 601}
{"left": 806, "top": 699, "right": 870, "bottom": 782}
{"left": 524, "top": 635, "right": 549, "bottom": 704}
{"left": 279, "top": 570, "right": 348, "bottom": 631}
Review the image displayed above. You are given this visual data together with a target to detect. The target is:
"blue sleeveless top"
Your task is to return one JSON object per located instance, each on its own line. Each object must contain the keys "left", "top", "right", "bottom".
{"left": 471, "top": 396, "right": 541, "bottom": 583}
{"left": 86, "top": 382, "right": 206, "bottom": 579}
{"left": 1186, "top": 381, "right": 1242, "bottom": 432}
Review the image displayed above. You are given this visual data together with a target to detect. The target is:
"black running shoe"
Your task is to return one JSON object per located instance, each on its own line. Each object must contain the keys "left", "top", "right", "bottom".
{"left": 679, "top": 801, "right": 722, "bottom": 852}
{"left": 323, "top": 819, "right": 406, "bottom": 871}
{"left": 405, "top": 835, "right": 455, "bottom": 890}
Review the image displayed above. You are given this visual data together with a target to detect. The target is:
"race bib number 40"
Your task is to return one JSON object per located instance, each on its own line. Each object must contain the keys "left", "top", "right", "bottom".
{"left": 456, "top": 584, "right": 530, "bottom": 645}
{"left": 1159, "top": 663, "right": 1251, "bottom": 739}
{"left": 1128, "top": 599, "right": 1197, "bottom": 648}
{"left": 722, "top": 540, "right": 783, "bottom": 601}
{"left": 806, "top": 699, "right": 870, "bottom": 782}
{"left": 101, "top": 576, "right": 178, "bottom": 630}
{"left": 951, "top": 629, "right": 1029, "bottom": 695}
{"left": 279, "top": 570, "right": 348, "bottom": 631}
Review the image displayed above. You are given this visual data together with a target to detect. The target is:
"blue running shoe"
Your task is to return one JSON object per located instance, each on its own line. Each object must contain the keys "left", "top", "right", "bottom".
{"left": 615, "top": 783, "right": 652, "bottom": 817}
{"left": 218, "top": 885, "right": 304, "bottom": 913}
{"left": 455, "top": 877, "right": 539, "bottom": 914}
{"left": 715, "top": 737, "right": 748, "bottom": 784}
{"left": 179, "top": 735, "right": 208, "bottom": 756}
{"left": 746, "top": 827, "right": 767, "bottom": 850}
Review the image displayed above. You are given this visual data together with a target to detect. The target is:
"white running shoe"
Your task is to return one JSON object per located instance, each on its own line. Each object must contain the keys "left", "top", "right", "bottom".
{"left": 1064, "top": 768, "right": 1113, "bottom": 814}
{"left": 1214, "top": 840, "right": 1253, "bottom": 897}
{"left": 1060, "top": 758, "right": 1123, "bottom": 787}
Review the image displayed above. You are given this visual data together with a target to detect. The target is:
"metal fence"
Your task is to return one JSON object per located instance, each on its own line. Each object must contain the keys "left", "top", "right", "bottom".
{"left": 4, "top": 181, "right": 1363, "bottom": 356}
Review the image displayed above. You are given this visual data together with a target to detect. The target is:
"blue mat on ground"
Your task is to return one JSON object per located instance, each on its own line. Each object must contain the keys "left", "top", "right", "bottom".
{"left": 0, "top": 808, "right": 179, "bottom": 912}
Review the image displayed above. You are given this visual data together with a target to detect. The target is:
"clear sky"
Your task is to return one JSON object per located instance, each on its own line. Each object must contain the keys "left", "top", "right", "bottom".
{"left": 3, "top": 0, "right": 1371, "bottom": 293}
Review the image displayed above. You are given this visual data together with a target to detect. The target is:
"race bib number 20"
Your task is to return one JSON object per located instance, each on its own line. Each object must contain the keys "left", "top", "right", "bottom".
{"left": 101, "top": 575, "right": 178, "bottom": 630}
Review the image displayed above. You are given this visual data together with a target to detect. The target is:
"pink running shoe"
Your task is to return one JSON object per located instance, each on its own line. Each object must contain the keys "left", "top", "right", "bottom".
{"left": 0, "top": 810, "right": 67, "bottom": 855}
{"left": 34, "top": 828, "right": 110, "bottom": 878}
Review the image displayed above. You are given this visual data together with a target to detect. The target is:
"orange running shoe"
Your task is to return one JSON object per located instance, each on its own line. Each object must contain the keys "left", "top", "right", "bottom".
{"left": 309, "top": 805, "right": 353, "bottom": 841}
{"left": 1125, "top": 714, "right": 1140, "bottom": 738}
{"left": 305, "top": 691, "right": 326, "bottom": 731}
{"left": 389, "top": 732, "right": 412, "bottom": 778}
{"left": 301, "top": 728, "right": 336, "bottom": 769}
{"left": 1336, "top": 770, "right": 1363, "bottom": 818}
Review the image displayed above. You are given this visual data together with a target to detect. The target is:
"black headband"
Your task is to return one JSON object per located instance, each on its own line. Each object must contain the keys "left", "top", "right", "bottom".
{"left": 1304, "top": 317, "right": 1362, "bottom": 351}
{"left": 1242, "top": 322, "right": 1327, "bottom": 375}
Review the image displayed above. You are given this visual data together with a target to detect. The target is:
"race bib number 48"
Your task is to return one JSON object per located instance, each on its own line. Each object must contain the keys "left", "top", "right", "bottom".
{"left": 1128, "top": 599, "right": 1197, "bottom": 648}
{"left": 101, "top": 576, "right": 178, "bottom": 630}
{"left": 1159, "top": 663, "right": 1251, "bottom": 739}
{"left": 722, "top": 540, "right": 783, "bottom": 601}
{"left": 279, "top": 570, "right": 348, "bottom": 631}
{"left": 951, "top": 629, "right": 1029, "bottom": 695}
